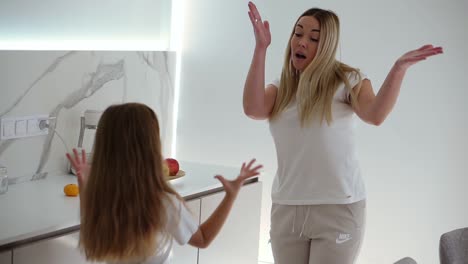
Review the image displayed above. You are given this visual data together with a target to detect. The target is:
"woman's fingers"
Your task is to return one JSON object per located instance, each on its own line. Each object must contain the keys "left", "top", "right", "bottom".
{"left": 264, "top": 20, "right": 270, "bottom": 32}
{"left": 248, "top": 11, "right": 256, "bottom": 25}
{"left": 409, "top": 46, "right": 443, "bottom": 57}
{"left": 248, "top": 2, "right": 264, "bottom": 28}
{"left": 248, "top": 10, "right": 263, "bottom": 33}
{"left": 417, "top": 44, "right": 434, "bottom": 51}
{"left": 416, "top": 47, "right": 442, "bottom": 55}
{"left": 400, "top": 46, "right": 443, "bottom": 67}
{"left": 406, "top": 49, "right": 442, "bottom": 60}
{"left": 248, "top": 2, "right": 262, "bottom": 20}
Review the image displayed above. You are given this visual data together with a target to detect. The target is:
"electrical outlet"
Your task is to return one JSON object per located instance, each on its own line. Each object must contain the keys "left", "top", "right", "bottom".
{"left": 1, "top": 115, "right": 49, "bottom": 140}
{"left": 27, "top": 119, "right": 39, "bottom": 134}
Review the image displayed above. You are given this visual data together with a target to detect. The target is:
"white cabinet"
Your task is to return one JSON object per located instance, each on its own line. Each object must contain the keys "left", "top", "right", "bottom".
{"left": 12, "top": 199, "right": 202, "bottom": 264}
{"left": 169, "top": 199, "right": 201, "bottom": 264}
{"left": 9, "top": 182, "right": 262, "bottom": 264}
{"left": 13, "top": 232, "right": 92, "bottom": 264}
{"left": 0, "top": 251, "right": 11, "bottom": 264}
{"left": 198, "top": 182, "right": 262, "bottom": 264}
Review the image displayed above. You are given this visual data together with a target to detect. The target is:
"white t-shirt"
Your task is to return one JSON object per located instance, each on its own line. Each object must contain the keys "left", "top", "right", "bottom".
{"left": 114, "top": 193, "right": 198, "bottom": 264}
{"left": 269, "top": 72, "right": 369, "bottom": 205}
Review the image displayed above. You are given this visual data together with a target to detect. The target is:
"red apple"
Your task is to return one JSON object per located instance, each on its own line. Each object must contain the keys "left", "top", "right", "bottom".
{"left": 162, "top": 163, "right": 170, "bottom": 176}
{"left": 165, "top": 158, "right": 179, "bottom": 176}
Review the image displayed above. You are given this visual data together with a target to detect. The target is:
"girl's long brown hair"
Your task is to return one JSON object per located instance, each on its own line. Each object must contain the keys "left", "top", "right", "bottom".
{"left": 79, "top": 103, "right": 181, "bottom": 262}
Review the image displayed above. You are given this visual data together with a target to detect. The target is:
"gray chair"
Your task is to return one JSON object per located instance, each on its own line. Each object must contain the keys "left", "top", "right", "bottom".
{"left": 440, "top": 227, "right": 468, "bottom": 264}
{"left": 394, "top": 257, "right": 417, "bottom": 264}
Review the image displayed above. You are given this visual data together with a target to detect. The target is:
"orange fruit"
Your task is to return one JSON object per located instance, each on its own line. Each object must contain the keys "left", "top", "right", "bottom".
{"left": 64, "top": 184, "right": 79, "bottom": 197}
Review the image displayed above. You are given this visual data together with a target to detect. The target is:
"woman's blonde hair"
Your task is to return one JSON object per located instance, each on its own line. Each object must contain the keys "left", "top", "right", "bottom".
{"left": 79, "top": 103, "right": 181, "bottom": 262}
{"left": 270, "top": 8, "right": 362, "bottom": 126}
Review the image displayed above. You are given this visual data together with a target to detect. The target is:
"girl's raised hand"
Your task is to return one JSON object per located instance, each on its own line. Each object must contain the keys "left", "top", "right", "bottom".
{"left": 66, "top": 148, "right": 89, "bottom": 189}
{"left": 214, "top": 158, "right": 263, "bottom": 198}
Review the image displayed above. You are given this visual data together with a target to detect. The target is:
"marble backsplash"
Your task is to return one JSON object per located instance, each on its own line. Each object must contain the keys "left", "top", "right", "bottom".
{"left": 0, "top": 51, "right": 176, "bottom": 183}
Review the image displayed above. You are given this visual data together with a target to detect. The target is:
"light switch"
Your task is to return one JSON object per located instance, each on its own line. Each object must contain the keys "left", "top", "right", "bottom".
{"left": 2, "top": 120, "right": 15, "bottom": 138}
{"left": 1, "top": 115, "right": 49, "bottom": 140}
{"left": 15, "top": 120, "right": 27, "bottom": 136}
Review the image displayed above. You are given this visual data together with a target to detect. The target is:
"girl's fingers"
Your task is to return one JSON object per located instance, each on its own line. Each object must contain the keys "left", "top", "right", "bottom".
{"left": 81, "top": 149, "right": 87, "bottom": 164}
{"left": 214, "top": 175, "right": 228, "bottom": 187}
{"left": 66, "top": 153, "right": 77, "bottom": 168}
{"left": 251, "top": 164, "right": 263, "bottom": 172}
{"left": 243, "top": 172, "right": 260, "bottom": 180}
{"left": 241, "top": 166, "right": 263, "bottom": 180}
{"left": 246, "top": 158, "right": 256, "bottom": 169}
{"left": 73, "top": 148, "right": 81, "bottom": 165}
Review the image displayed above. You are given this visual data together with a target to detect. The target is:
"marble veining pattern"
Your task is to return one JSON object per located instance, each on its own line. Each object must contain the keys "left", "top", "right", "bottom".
{"left": 0, "top": 51, "right": 176, "bottom": 184}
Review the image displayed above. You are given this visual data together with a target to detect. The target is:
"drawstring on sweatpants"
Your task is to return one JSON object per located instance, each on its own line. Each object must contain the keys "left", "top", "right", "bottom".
{"left": 299, "top": 207, "right": 310, "bottom": 237}
{"left": 291, "top": 206, "right": 311, "bottom": 237}
{"left": 292, "top": 206, "right": 297, "bottom": 233}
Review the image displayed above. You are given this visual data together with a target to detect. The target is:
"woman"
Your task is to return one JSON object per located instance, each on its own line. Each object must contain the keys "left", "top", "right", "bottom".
{"left": 243, "top": 2, "right": 442, "bottom": 263}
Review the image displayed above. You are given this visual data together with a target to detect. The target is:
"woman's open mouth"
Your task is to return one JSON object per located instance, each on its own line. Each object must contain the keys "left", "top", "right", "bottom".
{"left": 295, "top": 52, "right": 307, "bottom": 60}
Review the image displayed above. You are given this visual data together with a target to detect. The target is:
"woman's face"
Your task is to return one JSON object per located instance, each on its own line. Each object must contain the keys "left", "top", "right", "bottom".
{"left": 290, "top": 16, "right": 320, "bottom": 72}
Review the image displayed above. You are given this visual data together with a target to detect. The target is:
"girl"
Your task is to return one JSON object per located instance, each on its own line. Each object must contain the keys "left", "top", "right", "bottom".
{"left": 67, "top": 102, "right": 262, "bottom": 263}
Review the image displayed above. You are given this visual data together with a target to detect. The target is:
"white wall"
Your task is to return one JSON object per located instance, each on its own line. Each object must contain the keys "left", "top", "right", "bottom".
{"left": 176, "top": 0, "right": 468, "bottom": 263}
{"left": 0, "top": 0, "right": 172, "bottom": 49}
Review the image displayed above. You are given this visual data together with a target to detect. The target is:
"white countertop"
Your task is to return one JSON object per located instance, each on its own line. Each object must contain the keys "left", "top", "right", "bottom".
{"left": 0, "top": 161, "right": 256, "bottom": 251}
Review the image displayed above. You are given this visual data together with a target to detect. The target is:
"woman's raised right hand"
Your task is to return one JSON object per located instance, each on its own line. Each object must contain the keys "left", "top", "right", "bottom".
{"left": 248, "top": 2, "right": 271, "bottom": 50}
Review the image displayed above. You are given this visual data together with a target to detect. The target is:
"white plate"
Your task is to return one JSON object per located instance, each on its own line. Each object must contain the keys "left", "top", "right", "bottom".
{"left": 165, "top": 169, "right": 185, "bottom": 181}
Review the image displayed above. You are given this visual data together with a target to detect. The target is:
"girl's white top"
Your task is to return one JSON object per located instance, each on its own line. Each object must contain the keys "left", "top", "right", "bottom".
{"left": 112, "top": 193, "right": 198, "bottom": 264}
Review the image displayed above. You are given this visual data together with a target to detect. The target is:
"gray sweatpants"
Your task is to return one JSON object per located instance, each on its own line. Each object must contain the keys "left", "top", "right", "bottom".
{"left": 270, "top": 200, "right": 366, "bottom": 264}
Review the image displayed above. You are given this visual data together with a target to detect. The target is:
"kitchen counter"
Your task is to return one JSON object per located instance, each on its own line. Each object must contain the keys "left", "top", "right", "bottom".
{"left": 0, "top": 161, "right": 257, "bottom": 252}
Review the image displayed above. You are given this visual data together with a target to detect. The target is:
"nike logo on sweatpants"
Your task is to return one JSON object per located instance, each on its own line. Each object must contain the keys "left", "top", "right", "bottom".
{"left": 336, "top": 233, "right": 352, "bottom": 244}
